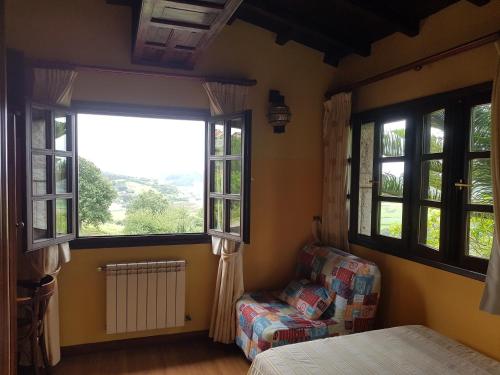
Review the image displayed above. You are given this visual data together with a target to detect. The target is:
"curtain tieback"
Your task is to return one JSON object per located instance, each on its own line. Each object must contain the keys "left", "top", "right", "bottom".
{"left": 221, "top": 250, "right": 241, "bottom": 262}
{"left": 47, "top": 266, "right": 62, "bottom": 278}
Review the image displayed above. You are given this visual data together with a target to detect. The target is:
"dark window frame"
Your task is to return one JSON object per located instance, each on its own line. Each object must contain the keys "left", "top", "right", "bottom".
{"left": 70, "top": 101, "right": 212, "bottom": 250}
{"left": 26, "top": 101, "right": 77, "bottom": 251}
{"left": 350, "top": 82, "right": 493, "bottom": 281}
{"left": 206, "top": 111, "right": 252, "bottom": 243}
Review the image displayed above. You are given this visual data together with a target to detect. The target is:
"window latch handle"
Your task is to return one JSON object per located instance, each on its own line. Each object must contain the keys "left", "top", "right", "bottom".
{"left": 369, "top": 180, "right": 379, "bottom": 185}
{"left": 454, "top": 179, "right": 472, "bottom": 190}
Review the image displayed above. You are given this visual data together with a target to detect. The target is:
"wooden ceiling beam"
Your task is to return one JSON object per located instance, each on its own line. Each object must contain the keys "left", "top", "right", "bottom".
{"left": 323, "top": 52, "right": 342, "bottom": 67}
{"left": 236, "top": 3, "right": 371, "bottom": 58}
{"left": 275, "top": 27, "right": 294, "bottom": 46}
{"left": 343, "top": 0, "right": 420, "bottom": 37}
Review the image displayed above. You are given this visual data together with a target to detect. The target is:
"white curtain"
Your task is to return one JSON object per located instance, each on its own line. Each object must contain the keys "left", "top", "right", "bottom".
{"left": 32, "top": 68, "right": 78, "bottom": 106}
{"left": 202, "top": 81, "right": 248, "bottom": 343}
{"left": 480, "top": 42, "right": 500, "bottom": 314}
{"left": 321, "top": 92, "right": 352, "bottom": 251}
{"left": 18, "top": 243, "right": 71, "bottom": 366}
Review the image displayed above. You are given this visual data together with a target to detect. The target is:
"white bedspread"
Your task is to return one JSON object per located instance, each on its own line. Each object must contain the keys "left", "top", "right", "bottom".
{"left": 248, "top": 325, "right": 500, "bottom": 375}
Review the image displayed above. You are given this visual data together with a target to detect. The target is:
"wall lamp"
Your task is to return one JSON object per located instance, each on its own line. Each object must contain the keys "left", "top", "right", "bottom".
{"left": 267, "top": 90, "right": 291, "bottom": 133}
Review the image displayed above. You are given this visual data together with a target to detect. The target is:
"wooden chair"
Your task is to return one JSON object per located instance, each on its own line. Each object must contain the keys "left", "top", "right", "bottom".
{"left": 17, "top": 274, "right": 56, "bottom": 375}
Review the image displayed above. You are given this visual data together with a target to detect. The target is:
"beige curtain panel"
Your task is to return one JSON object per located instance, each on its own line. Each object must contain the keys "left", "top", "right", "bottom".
{"left": 18, "top": 243, "right": 71, "bottom": 366}
{"left": 321, "top": 92, "right": 352, "bottom": 251}
{"left": 32, "top": 68, "right": 78, "bottom": 107}
{"left": 480, "top": 42, "right": 500, "bottom": 314}
{"left": 203, "top": 81, "right": 248, "bottom": 343}
{"left": 209, "top": 241, "right": 245, "bottom": 343}
{"left": 202, "top": 81, "right": 249, "bottom": 116}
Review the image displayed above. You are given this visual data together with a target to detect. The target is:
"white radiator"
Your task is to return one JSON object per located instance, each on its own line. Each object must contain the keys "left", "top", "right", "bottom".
{"left": 103, "top": 260, "right": 186, "bottom": 334}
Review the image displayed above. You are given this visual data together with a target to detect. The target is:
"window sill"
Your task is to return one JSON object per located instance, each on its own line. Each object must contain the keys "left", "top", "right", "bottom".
{"left": 70, "top": 233, "right": 211, "bottom": 250}
{"left": 350, "top": 238, "right": 486, "bottom": 282}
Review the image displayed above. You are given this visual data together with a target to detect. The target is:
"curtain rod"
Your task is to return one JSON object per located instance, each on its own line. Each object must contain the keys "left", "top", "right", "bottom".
{"left": 28, "top": 59, "right": 258, "bottom": 87}
{"left": 325, "top": 30, "right": 500, "bottom": 99}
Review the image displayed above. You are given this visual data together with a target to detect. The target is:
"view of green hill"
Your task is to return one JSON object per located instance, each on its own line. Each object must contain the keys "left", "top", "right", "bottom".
{"left": 79, "top": 159, "right": 204, "bottom": 237}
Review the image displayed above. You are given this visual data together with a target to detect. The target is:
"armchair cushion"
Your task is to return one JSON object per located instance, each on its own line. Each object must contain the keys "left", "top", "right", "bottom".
{"left": 278, "top": 279, "right": 334, "bottom": 320}
{"left": 296, "top": 245, "right": 380, "bottom": 323}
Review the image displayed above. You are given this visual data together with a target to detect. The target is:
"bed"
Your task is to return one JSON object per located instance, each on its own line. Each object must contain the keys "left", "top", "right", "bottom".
{"left": 248, "top": 325, "right": 500, "bottom": 375}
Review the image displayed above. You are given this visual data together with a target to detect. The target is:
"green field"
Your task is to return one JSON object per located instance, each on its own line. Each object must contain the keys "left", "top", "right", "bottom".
{"left": 79, "top": 170, "right": 203, "bottom": 237}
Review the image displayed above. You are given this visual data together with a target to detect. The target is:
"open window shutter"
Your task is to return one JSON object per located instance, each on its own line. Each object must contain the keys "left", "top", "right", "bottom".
{"left": 26, "top": 102, "right": 76, "bottom": 251}
{"left": 206, "top": 110, "right": 251, "bottom": 243}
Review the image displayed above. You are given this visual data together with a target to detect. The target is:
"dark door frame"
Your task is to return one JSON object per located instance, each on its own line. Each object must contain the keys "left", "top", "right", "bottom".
{"left": 0, "top": 0, "right": 17, "bottom": 372}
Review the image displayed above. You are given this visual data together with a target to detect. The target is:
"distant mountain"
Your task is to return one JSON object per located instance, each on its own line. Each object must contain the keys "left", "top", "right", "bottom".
{"left": 103, "top": 172, "right": 203, "bottom": 209}
{"left": 163, "top": 172, "right": 204, "bottom": 187}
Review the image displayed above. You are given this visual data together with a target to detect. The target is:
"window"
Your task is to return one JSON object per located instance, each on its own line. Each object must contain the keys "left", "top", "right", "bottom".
{"left": 26, "top": 104, "right": 76, "bottom": 251}
{"left": 77, "top": 113, "right": 206, "bottom": 238}
{"left": 207, "top": 111, "right": 251, "bottom": 243}
{"left": 60, "top": 103, "right": 252, "bottom": 249}
{"left": 350, "top": 83, "right": 493, "bottom": 278}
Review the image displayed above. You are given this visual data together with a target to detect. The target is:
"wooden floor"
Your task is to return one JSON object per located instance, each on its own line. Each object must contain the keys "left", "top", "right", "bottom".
{"left": 53, "top": 339, "right": 250, "bottom": 375}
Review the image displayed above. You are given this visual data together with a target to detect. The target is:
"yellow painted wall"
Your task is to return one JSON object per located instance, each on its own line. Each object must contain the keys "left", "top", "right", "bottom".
{"left": 6, "top": 0, "right": 335, "bottom": 346}
{"left": 330, "top": 0, "right": 500, "bottom": 361}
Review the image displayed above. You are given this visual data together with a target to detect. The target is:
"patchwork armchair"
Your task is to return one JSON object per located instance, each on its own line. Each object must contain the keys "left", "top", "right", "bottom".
{"left": 236, "top": 244, "right": 381, "bottom": 360}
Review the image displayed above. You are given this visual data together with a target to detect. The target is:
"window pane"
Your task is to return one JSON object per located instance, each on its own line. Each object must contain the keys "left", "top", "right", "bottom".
{"left": 55, "top": 156, "right": 70, "bottom": 194}
{"left": 380, "top": 162, "right": 404, "bottom": 198}
{"left": 423, "top": 109, "right": 444, "bottom": 154}
{"left": 470, "top": 104, "right": 491, "bottom": 152}
{"left": 382, "top": 120, "right": 406, "bottom": 157}
{"left": 210, "top": 198, "right": 223, "bottom": 231}
{"left": 33, "top": 200, "right": 50, "bottom": 241}
{"left": 228, "top": 160, "right": 241, "bottom": 195}
{"left": 32, "top": 155, "right": 50, "bottom": 195}
{"left": 467, "top": 211, "right": 494, "bottom": 259}
{"left": 55, "top": 114, "right": 69, "bottom": 151}
{"left": 378, "top": 201, "right": 402, "bottom": 239}
{"left": 32, "top": 108, "right": 49, "bottom": 150}
{"left": 419, "top": 206, "right": 440, "bottom": 250}
{"left": 210, "top": 160, "right": 223, "bottom": 193}
{"left": 229, "top": 200, "right": 241, "bottom": 234}
{"left": 469, "top": 158, "right": 492, "bottom": 205}
{"left": 77, "top": 114, "right": 205, "bottom": 236}
{"left": 230, "top": 121, "right": 242, "bottom": 155}
{"left": 56, "top": 198, "right": 71, "bottom": 237}
{"left": 212, "top": 123, "right": 224, "bottom": 156}
{"left": 358, "top": 122, "right": 374, "bottom": 236}
{"left": 421, "top": 159, "right": 442, "bottom": 201}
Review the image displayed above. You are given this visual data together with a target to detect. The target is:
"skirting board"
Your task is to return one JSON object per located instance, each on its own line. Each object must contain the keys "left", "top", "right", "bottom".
{"left": 61, "top": 330, "right": 209, "bottom": 356}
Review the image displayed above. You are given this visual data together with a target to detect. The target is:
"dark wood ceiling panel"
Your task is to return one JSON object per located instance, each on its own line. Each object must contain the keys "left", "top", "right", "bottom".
{"left": 132, "top": 0, "right": 242, "bottom": 69}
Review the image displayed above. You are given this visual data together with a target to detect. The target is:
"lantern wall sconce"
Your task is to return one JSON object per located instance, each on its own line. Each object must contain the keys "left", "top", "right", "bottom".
{"left": 267, "top": 90, "right": 291, "bottom": 133}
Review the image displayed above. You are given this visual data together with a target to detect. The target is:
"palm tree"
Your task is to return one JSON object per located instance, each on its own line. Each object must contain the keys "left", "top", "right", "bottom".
{"left": 379, "top": 105, "right": 494, "bottom": 256}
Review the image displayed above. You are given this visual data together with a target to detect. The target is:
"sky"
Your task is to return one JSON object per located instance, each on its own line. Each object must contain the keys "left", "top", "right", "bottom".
{"left": 77, "top": 114, "right": 205, "bottom": 181}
